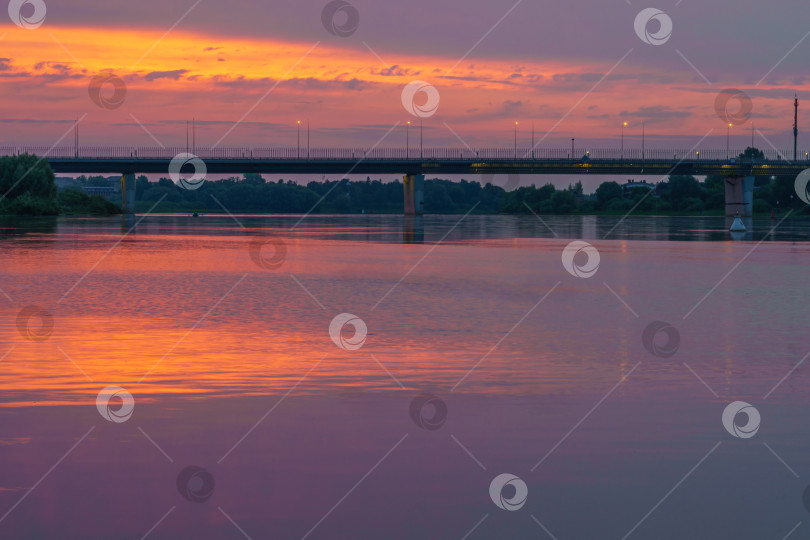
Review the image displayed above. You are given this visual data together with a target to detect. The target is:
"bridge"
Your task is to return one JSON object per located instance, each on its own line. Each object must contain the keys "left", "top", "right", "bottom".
{"left": 6, "top": 146, "right": 808, "bottom": 216}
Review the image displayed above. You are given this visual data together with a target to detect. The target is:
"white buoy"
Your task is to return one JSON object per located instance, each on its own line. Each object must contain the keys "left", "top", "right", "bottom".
{"left": 729, "top": 213, "right": 746, "bottom": 232}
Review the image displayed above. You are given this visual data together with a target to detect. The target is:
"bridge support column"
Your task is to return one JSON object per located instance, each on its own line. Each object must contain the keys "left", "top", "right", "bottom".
{"left": 403, "top": 174, "right": 424, "bottom": 215}
{"left": 724, "top": 176, "right": 754, "bottom": 217}
{"left": 120, "top": 173, "right": 136, "bottom": 214}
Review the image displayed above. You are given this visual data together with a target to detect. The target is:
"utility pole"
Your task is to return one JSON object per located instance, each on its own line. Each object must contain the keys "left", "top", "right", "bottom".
{"left": 621, "top": 121, "right": 627, "bottom": 159}
{"left": 727, "top": 123, "right": 731, "bottom": 160}
{"left": 406, "top": 121, "right": 410, "bottom": 158}
{"left": 642, "top": 121, "right": 645, "bottom": 160}
{"left": 794, "top": 94, "right": 799, "bottom": 162}
{"left": 420, "top": 119, "right": 423, "bottom": 159}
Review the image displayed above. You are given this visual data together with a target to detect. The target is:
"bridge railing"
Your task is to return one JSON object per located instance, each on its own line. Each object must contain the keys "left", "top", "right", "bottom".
{"left": 4, "top": 146, "right": 810, "bottom": 163}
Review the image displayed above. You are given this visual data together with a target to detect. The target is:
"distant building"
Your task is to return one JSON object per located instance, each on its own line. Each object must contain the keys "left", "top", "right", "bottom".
{"left": 83, "top": 186, "right": 118, "bottom": 200}
{"left": 622, "top": 179, "right": 655, "bottom": 198}
{"left": 54, "top": 177, "right": 79, "bottom": 191}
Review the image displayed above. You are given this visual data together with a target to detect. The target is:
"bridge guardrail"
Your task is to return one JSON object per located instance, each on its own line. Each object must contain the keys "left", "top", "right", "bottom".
{"left": 3, "top": 146, "right": 809, "bottom": 163}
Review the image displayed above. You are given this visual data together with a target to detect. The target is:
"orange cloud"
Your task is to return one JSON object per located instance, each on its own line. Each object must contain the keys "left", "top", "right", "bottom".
{"left": 0, "top": 24, "right": 803, "bottom": 150}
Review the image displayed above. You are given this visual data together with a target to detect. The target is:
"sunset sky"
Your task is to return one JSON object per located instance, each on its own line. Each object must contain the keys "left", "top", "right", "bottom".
{"left": 2, "top": 0, "right": 810, "bottom": 152}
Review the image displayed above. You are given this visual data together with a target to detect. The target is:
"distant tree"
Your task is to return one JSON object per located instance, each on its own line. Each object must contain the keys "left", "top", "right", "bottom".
{"left": 58, "top": 188, "right": 120, "bottom": 215}
{"left": 551, "top": 190, "right": 576, "bottom": 213}
{"left": 135, "top": 175, "right": 150, "bottom": 198}
{"left": 0, "top": 154, "right": 59, "bottom": 215}
{"left": 703, "top": 176, "right": 725, "bottom": 210}
{"left": 769, "top": 176, "right": 803, "bottom": 209}
{"left": 667, "top": 175, "right": 703, "bottom": 207}
{"left": 738, "top": 147, "right": 764, "bottom": 160}
{"left": 595, "top": 181, "right": 622, "bottom": 206}
{"left": 243, "top": 173, "right": 265, "bottom": 184}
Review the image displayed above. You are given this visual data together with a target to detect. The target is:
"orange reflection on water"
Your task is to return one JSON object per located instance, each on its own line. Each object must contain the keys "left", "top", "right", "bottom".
{"left": 2, "top": 218, "right": 746, "bottom": 408}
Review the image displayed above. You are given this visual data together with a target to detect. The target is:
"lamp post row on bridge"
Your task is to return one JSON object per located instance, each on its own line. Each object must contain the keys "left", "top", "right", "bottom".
{"left": 67, "top": 119, "right": 798, "bottom": 163}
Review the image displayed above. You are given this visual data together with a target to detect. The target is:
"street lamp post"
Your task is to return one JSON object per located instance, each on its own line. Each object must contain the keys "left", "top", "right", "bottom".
{"left": 514, "top": 121, "right": 518, "bottom": 159}
{"left": 642, "top": 121, "right": 645, "bottom": 160}
{"left": 307, "top": 119, "right": 310, "bottom": 159}
{"left": 406, "top": 121, "right": 410, "bottom": 159}
{"left": 621, "top": 121, "right": 627, "bottom": 159}
{"left": 727, "top": 123, "right": 731, "bottom": 159}
{"left": 420, "top": 119, "right": 423, "bottom": 158}
{"left": 297, "top": 120, "right": 301, "bottom": 159}
{"left": 571, "top": 138, "right": 575, "bottom": 160}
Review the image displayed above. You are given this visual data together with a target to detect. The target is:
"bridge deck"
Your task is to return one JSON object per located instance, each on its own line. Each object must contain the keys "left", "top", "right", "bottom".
{"left": 3, "top": 146, "right": 806, "bottom": 176}
{"left": 42, "top": 158, "right": 808, "bottom": 177}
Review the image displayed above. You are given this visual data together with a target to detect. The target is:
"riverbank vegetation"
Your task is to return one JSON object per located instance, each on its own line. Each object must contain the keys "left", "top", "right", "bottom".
{"left": 0, "top": 155, "right": 121, "bottom": 216}
{"left": 130, "top": 172, "right": 806, "bottom": 216}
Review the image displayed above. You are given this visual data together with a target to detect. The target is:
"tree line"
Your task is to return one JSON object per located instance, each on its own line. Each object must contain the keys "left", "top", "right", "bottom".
{"left": 0, "top": 155, "right": 120, "bottom": 215}
{"left": 0, "top": 149, "right": 806, "bottom": 216}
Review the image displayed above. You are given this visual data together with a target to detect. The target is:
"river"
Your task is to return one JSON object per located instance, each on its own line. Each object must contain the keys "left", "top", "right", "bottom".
{"left": 0, "top": 213, "right": 807, "bottom": 539}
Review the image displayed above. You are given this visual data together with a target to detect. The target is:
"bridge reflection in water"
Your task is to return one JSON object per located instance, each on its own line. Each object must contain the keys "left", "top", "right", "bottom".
{"left": 402, "top": 216, "right": 424, "bottom": 244}
{"left": 40, "top": 214, "right": 800, "bottom": 246}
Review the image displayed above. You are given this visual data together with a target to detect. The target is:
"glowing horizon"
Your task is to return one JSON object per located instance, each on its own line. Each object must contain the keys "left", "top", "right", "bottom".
{"left": 1, "top": 2, "right": 809, "bottom": 151}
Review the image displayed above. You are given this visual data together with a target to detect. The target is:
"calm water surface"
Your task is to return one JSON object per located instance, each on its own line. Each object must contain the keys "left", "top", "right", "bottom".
{"left": 0, "top": 214, "right": 808, "bottom": 539}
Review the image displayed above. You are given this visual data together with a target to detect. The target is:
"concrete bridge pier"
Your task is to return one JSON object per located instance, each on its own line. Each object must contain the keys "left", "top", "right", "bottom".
{"left": 403, "top": 174, "right": 424, "bottom": 215}
{"left": 724, "top": 176, "right": 754, "bottom": 217}
{"left": 121, "top": 173, "right": 136, "bottom": 214}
